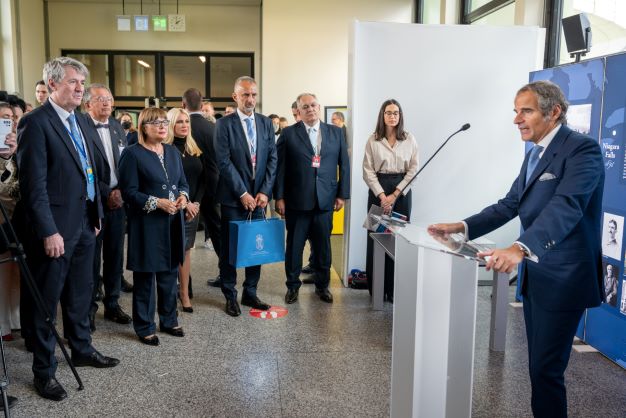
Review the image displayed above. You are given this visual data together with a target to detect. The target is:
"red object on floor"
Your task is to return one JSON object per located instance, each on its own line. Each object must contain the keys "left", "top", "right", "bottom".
{"left": 249, "top": 306, "right": 288, "bottom": 319}
{"left": 1, "top": 334, "right": 13, "bottom": 342}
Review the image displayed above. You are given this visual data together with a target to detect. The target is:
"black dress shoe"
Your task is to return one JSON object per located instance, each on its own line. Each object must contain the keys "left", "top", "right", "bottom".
{"left": 160, "top": 326, "right": 184, "bottom": 337}
{"left": 182, "top": 306, "right": 194, "bottom": 313}
{"left": 315, "top": 288, "right": 334, "bottom": 303}
{"left": 301, "top": 263, "right": 315, "bottom": 274}
{"left": 285, "top": 288, "right": 299, "bottom": 304}
{"left": 104, "top": 306, "right": 132, "bottom": 324}
{"left": 207, "top": 275, "right": 222, "bottom": 287}
{"left": 0, "top": 394, "right": 18, "bottom": 409}
{"left": 241, "top": 294, "right": 271, "bottom": 310}
{"left": 88, "top": 311, "right": 96, "bottom": 332}
{"left": 72, "top": 351, "right": 120, "bottom": 368}
{"left": 34, "top": 377, "right": 67, "bottom": 401}
{"left": 121, "top": 276, "right": 133, "bottom": 293}
{"left": 225, "top": 299, "right": 241, "bottom": 317}
{"left": 138, "top": 335, "right": 160, "bottom": 346}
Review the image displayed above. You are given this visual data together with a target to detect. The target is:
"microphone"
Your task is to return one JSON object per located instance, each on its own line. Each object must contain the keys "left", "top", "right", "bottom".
{"left": 395, "top": 123, "right": 471, "bottom": 197}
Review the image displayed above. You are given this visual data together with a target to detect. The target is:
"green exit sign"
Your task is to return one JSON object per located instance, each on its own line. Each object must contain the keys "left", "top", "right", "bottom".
{"left": 153, "top": 15, "right": 167, "bottom": 31}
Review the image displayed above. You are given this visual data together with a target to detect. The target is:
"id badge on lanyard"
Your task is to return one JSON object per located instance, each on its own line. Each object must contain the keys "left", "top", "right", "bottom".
{"left": 86, "top": 166, "right": 95, "bottom": 185}
{"left": 311, "top": 128, "right": 321, "bottom": 168}
{"left": 311, "top": 155, "right": 320, "bottom": 168}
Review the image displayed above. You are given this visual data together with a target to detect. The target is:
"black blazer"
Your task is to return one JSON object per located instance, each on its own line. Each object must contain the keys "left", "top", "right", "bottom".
{"left": 82, "top": 115, "right": 125, "bottom": 202}
{"left": 16, "top": 100, "right": 103, "bottom": 240}
{"left": 189, "top": 113, "right": 219, "bottom": 195}
{"left": 118, "top": 144, "right": 189, "bottom": 272}
{"left": 275, "top": 121, "right": 350, "bottom": 211}
{"left": 126, "top": 130, "right": 138, "bottom": 146}
{"left": 214, "top": 112, "right": 277, "bottom": 208}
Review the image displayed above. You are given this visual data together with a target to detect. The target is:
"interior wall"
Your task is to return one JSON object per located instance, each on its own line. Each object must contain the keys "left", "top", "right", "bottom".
{"left": 17, "top": 0, "right": 46, "bottom": 104}
{"left": 261, "top": 0, "right": 414, "bottom": 120}
{"left": 346, "top": 22, "right": 546, "bottom": 279}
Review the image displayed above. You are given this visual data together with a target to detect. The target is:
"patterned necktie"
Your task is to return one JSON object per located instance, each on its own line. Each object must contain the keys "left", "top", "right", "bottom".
{"left": 525, "top": 145, "right": 544, "bottom": 185}
{"left": 308, "top": 127, "right": 317, "bottom": 153}
{"left": 68, "top": 114, "right": 96, "bottom": 201}
{"left": 244, "top": 117, "right": 256, "bottom": 156}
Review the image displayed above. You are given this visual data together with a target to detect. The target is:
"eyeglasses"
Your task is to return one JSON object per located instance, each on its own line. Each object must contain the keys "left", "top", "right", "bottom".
{"left": 92, "top": 96, "right": 114, "bottom": 103}
{"left": 144, "top": 119, "right": 170, "bottom": 127}
{"left": 384, "top": 111, "right": 400, "bottom": 117}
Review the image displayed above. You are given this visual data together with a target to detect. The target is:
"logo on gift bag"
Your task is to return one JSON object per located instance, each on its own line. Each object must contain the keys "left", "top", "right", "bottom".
{"left": 256, "top": 234, "right": 264, "bottom": 250}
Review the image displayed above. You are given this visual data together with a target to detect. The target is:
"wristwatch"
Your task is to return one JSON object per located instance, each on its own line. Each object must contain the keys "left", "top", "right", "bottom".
{"left": 514, "top": 242, "right": 530, "bottom": 257}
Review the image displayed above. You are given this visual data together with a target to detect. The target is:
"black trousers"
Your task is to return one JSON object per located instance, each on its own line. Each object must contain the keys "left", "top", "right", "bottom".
{"left": 32, "top": 211, "right": 96, "bottom": 380}
{"left": 365, "top": 173, "right": 412, "bottom": 299}
{"left": 132, "top": 268, "right": 178, "bottom": 337}
{"left": 201, "top": 194, "right": 222, "bottom": 256}
{"left": 219, "top": 205, "right": 265, "bottom": 301}
{"left": 285, "top": 207, "right": 333, "bottom": 290}
{"left": 91, "top": 205, "right": 125, "bottom": 313}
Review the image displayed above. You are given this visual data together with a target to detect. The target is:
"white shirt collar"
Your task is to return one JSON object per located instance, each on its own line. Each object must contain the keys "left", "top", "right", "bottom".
{"left": 48, "top": 97, "right": 74, "bottom": 123}
{"left": 237, "top": 108, "right": 254, "bottom": 121}
{"left": 188, "top": 111, "right": 203, "bottom": 116}
{"left": 535, "top": 123, "right": 561, "bottom": 155}
{"left": 303, "top": 120, "right": 321, "bottom": 132}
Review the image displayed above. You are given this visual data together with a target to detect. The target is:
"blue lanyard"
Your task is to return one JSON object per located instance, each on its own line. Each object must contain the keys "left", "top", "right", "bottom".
{"left": 65, "top": 126, "right": 88, "bottom": 161}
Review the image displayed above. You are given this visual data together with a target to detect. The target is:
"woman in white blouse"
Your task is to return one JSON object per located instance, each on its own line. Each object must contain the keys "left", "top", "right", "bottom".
{"left": 362, "top": 99, "right": 419, "bottom": 302}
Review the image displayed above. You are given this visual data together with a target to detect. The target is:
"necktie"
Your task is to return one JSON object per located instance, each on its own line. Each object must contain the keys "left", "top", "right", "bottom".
{"left": 308, "top": 127, "right": 317, "bottom": 153}
{"left": 68, "top": 114, "right": 96, "bottom": 201}
{"left": 244, "top": 117, "right": 256, "bottom": 156}
{"left": 525, "top": 145, "right": 543, "bottom": 185}
{"left": 96, "top": 123, "right": 110, "bottom": 129}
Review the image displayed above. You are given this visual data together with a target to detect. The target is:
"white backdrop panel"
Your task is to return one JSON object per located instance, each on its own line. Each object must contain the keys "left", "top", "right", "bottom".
{"left": 345, "top": 22, "right": 545, "bottom": 281}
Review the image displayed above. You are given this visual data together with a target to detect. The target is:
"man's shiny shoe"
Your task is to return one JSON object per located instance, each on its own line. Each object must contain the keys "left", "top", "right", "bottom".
{"left": 0, "top": 395, "right": 18, "bottom": 409}
{"left": 207, "top": 275, "right": 222, "bottom": 287}
{"left": 160, "top": 326, "right": 184, "bottom": 337}
{"left": 241, "top": 294, "right": 271, "bottom": 310}
{"left": 225, "top": 299, "right": 241, "bottom": 317}
{"left": 138, "top": 335, "right": 160, "bottom": 346}
{"left": 104, "top": 306, "right": 132, "bottom": 324}
{"left": 121, "top": 276, "right": 133, "bottom": 293}
{"left": 34, "top": 377, "right": 67, "bottom": 401}
{"left": 285, "top": 288, "right": 299, "bottom": 304}
{"left": 301, "top": 263, "right": 315, "bottom": 275}
{"left": 315, "top": 288, "right": 334, "bottom": 303}
{"left": 72, "top": 351, "right": 120, "bottom": 368}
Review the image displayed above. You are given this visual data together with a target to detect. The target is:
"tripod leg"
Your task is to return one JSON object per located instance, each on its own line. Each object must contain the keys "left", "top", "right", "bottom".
{"left": 1, "top": 326, "right": 13, "bottom": 417}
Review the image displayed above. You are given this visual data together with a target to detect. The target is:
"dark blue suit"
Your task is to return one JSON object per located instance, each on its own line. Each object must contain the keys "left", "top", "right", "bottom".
{"left": 118, "top": 143, "right": 188, "bottom": 336}
{"left": 83, "top": 115, "right": 127, "bottom": 314}
{"left": 464, "top": 126, "right": 604, "bottom": 417}
{"left": 275, "top": 121, "right": 350, "bottom": 290}
{"left": 17, "top": 100, "right": 104, "bottom": 380}
{"left": 214, "top": 112, "right": 277, "bottom": 300}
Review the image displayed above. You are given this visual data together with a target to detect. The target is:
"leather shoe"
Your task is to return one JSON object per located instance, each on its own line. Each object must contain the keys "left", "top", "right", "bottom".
{"left": 72, "top": 351, "right": 120, "bottom": 368}
{"left": 225, "top": 299, "right": 241, "bottom": 317}
{"left": 301, "top": 263, "right": 315, "bottom": 274}
{"left": 207, "top": 275, "right": 222, "bottom": 287}
{"left": 88, "top": 311, "right": 96, "bottom": 332}
{"left": 241, "top": 294, "right": 271, "bottom": 310}
{"left": 104, "top": 306, "right": 132, "bottom": 324}
{"left": 0, "top": 395, "right": 18, "bottom": 409}
{"left": 182, "top": 305, "right": 194, "bottom": 313}
{"left": 285, "top": 288, "right": 299, "bottom": 304}
{"left": 34, "top": 377, "right": 67, "bottom": 401}
{"left": 315, "top": 288, "right": 334, "bottom": 303}
{"left": 121, "top": 276, "right": 133, "bottom": 293}
{"left": 160, "top": 326, "right": 184, "bottom": 337}
{"left": 138, "top": 335, "right": 160, "bottom": 346}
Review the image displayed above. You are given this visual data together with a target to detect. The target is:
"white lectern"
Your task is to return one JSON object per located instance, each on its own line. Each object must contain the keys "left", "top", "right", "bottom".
{"left": 390, "top": 224, "right": 488, "bottom": 418}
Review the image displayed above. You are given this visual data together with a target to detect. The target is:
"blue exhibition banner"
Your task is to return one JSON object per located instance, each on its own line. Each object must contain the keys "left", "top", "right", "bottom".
{"left": 585, "top": 52, "right": 626, "bottom": 368}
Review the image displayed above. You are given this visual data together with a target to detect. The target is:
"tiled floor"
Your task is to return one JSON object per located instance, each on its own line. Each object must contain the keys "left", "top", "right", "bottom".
{"left": 2, "top": 232, "right": 625, "bottom": 417}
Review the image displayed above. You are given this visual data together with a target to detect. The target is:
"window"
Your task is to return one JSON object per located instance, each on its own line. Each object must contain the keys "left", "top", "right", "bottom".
{"left": 422, "top": 0, "right": 441, "bottom": 24}
{"left": 210, "top": 56, "right": 254, "bottom": 99}
{"left": 65, "top": 53, "right": 109, "bottom": 87}
{"left": 461, "top": 0, "right": 515, "bottom": 24}
{"left": 114, "top": 55, "right": 156, "bottom": 98}
{"left": 471, "top": 2, "right": 515, "bottom": 25}
{"left": 163, "top": 55, "right": 206, "bottom": 98}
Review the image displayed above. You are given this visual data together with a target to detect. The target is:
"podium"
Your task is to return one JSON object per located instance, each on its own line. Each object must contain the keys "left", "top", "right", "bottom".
{"left": 388, "top": 224, "right": 489, "bottom": 418}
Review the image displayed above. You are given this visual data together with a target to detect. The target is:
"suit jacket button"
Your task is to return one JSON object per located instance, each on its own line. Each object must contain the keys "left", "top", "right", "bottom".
{"left": 162, "top": 185, "right": 167, "bottom": 190}
{"left": 172, "top": 185, "right": 177, "bottom": 190}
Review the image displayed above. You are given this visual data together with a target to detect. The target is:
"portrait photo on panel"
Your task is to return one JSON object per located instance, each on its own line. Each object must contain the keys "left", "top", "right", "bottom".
{"left": 602, "top": 212, "right": 624, "bottom": 261}
{"left": 621, "top": 280, "right": 626, "bottom": 315}
{"left": 602, "top": 261, "right": 619, "bottom": 307}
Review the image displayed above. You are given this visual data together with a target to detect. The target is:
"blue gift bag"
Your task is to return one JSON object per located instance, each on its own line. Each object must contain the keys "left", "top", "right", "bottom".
{"left": 229, "top": 218, "right": 285, "bottom": 268}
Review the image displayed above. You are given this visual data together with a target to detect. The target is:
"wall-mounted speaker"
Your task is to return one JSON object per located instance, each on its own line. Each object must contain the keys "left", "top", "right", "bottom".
{"left": 562, "top": 13, "right": 592, "bottom": 55}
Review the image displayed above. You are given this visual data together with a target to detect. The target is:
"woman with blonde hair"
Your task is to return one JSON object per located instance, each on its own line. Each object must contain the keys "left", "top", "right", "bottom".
{"left": 119, "top": 107, "right": 189, "bottom": 345}
{"left": 165, "top": 107, "right": 205, "bottom": 313}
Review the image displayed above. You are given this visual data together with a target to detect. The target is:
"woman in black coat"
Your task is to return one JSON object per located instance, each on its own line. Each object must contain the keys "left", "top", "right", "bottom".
{"left": 119, "top": 107, "right": 190, "bottom": 346}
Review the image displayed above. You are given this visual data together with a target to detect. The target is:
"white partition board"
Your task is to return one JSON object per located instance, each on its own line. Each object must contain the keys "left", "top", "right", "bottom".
{"left": 345, "top": 22, "right": 545, "bottom": 282}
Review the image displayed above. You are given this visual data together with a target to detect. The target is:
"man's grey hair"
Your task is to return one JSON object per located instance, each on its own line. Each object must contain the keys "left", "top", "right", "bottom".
{"left": 517, "top": 80, "right": 568, "bottom": 125}
{"left": 43, "top": 57, "right": 89, "bottom": 93}
{"left": 296, "top": 93, "right": 318, "bottom": 107}
{"left": 234, "top": 76, "right": 256, "bottom": 90}
{"left": 83, "top": 83, "right": 111, "bottom": 103}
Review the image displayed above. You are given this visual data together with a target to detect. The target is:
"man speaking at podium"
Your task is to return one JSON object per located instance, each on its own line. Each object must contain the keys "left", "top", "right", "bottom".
{"left": 429, "top": 81, "right": 604, "bottom": 418}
